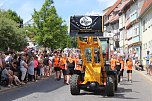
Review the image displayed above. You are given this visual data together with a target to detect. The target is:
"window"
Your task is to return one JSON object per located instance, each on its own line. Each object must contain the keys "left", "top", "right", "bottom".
{"left": 145, "top": 43, "right": 147, "bottom": 49}
{"left": 149, "top": 41, "right": 151, "bottom": 48}
{"left": 145, "top": 17, "right": 148, "bottom": 30}
{"left": 143, "top": 20, "right": 145, "bottom": 32}
{"left": 148, "top": 14, "right": 150, "bottom": 28}
{"left": 150, "top": 13, "right": 151, "bottom": 27}
{"left": 134, "top": 28, "right": 137, "bottom": 36}
{"left": 84, "top": 48, "right": 92, "bottom": 63}
{"left": 125, "top": 32, "right": 127, "bottom": 40}
{"left": 143, "top": 44, "right": 145, "bottom": 50}
{"left": 94, "top": 48, "right": 100, "bottom": 63}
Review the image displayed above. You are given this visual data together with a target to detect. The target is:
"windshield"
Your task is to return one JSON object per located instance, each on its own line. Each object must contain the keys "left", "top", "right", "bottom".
{"left": 84, "top": 48, "right": 92, "bottom": 63}
{"left": 94, "top": 48, "right": 100, "bottom": 63}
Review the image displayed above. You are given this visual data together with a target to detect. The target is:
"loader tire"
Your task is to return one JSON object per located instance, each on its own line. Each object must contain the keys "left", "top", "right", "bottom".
{"left": 70, "top": 74, "right": 80, "bottom": 95}
{"left": 106, "top": 76, "right": 114, "bottom": 96}
{"left": 115, "top": 75, "right": 118, "bottom": 91}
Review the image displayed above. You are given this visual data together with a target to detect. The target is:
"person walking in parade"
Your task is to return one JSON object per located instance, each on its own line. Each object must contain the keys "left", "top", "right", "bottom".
{"left": 65, "top": 54, "right": 75, "bottom": 85}
{"left": 110, "top": 55, "right": 116, "bottom": 70}
{"left": 120, "top": 56, "right": 124, "bottom": 81}
{"left": 115, "top": 56, "right": 121, "bottom": 83}
{"left": 43, "top": 54, "right": 51, "bottom": 77}
{"left": 53, "top": 54, "right": 61, "bottom": 80}
{"left": 59, "top": 54, "right": 67, "bottom": 83}
{"left": 126, "top": 58, "right": 133, "bottom": 82}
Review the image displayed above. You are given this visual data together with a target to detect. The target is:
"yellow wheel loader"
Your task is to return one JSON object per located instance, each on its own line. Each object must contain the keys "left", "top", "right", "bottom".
{"left": 69, "top": 16, "right": 118, "bottom": 96}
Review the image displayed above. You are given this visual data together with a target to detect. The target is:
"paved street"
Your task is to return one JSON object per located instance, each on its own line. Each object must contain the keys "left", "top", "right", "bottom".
{"left": 0, "top": 71, "right": 152, "bottom": 101}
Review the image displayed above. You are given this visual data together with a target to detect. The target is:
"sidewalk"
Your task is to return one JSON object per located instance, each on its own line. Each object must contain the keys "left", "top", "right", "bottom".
{"left": 134, "top": 69, "right": 152, "bottom": 83}
{"left": 0, "top": 76, "right": 51, "bottom": 93}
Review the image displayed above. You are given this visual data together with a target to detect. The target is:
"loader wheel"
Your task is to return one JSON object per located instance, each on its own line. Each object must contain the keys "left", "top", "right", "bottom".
{"left": 115, "top": 75, "right": 118, "bottom": 91}
{"left": 106, "top": 76, "right": 114, "bottom": 96}
{"left": 70, "top": 74, "right": 80, "bottom": 95}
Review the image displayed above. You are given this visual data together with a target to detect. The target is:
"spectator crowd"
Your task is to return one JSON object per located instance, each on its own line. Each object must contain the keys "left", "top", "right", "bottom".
{"left": 0, "top": 48, "right": 81, "bottom": 88}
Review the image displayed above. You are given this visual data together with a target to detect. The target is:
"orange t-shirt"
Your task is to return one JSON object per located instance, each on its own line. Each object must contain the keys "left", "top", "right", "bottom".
{"left": 54, "top": 57, "right": 60, "bottom": 67}
{"left": 60, "top": 58, "right": 66, "bottom": 69}
{"left": 127, "top": 61, "right": 133, "bottom": 70}
{"left": 111, "top": 59, "right": 116, "bottom": 70}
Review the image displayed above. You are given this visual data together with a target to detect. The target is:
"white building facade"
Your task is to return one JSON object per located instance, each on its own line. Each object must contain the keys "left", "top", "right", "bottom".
{"left": 139, "top": 1, "right": 152, "bottom": 65}
{"left": 124, "top": 0, "right": 145, "bottom": 60}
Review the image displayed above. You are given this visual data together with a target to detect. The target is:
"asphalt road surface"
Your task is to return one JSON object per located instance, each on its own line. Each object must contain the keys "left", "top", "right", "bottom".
{"left": 0, "top": 70, "right": 152, "bottom": 101}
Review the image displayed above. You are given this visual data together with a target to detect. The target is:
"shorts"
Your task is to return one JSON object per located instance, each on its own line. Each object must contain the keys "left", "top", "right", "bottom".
{"left": 34, "top": 68, "right": 38, "bottom": 72}
{"left": 127, "top": 70, "right": 132, "bottom": 73}
{"left": 54, "top": 67, "right": 61, "bottom": 71}
{"left": 65, "top": 68, "right": 74, "bottom": 75}
{"left": 62, "top": 69, "right": 66, "bottom": 75}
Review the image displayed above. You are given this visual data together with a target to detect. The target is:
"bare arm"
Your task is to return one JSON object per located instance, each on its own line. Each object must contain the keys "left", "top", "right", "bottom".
{"left": 23, "top": 62, "right": 28, "bottom": 69}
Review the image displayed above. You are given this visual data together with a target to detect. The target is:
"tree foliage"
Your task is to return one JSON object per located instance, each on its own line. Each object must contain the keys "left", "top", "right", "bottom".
{"left": 0, "top": 10, "right": 27, "bottom": 51}
{"left": 32, "top": 0, "right": 72, "bottom": 49}
{"left": 7, "top": 9, "right": 23, "bottom": 26}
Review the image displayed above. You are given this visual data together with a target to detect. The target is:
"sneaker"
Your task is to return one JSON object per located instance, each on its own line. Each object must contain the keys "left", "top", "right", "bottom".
{"left": 66, "top": 82, "right": 69, "bottom": 85}
{"left": 35, "top": 80, "right": 38, "bottom": 82}
{"left": 10, "top": 84, "right": 14, "bottom": 87}
{"left": 120, "top": 78, "right": 123, "bottom": 81}
{"left": 8, "top": 85, "right": 11, "bottom": 88}
{"left": 57, "top": 78, "right": 60, "bottom": 81}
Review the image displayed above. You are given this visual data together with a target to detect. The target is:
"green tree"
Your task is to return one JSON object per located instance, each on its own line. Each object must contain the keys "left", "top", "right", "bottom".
{"left": 0, "top": 10, "right": 27, "bottom": 51}
{"left": 0, "top": 9, "right": 23, "bottom": 28}
{"left": 32, "top": 0, "right": 70, "bottom": 49}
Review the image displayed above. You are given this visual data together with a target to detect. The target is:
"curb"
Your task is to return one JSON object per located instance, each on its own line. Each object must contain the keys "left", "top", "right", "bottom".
{"left": 0, "top": 73, "right": 55, "bottom": 93}
{"left": 0, "top": 81, "right": 35, "bottom": 93}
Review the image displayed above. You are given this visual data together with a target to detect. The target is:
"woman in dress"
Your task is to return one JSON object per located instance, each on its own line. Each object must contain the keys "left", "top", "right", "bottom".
{"left": 65, "top": 54, "right": 75, "bottom": 85}
{"left": 28, "top": 57, "right": 34, "bottom": 81}
{"left": 20, "top": 56, "right": 28, "bottom": 84}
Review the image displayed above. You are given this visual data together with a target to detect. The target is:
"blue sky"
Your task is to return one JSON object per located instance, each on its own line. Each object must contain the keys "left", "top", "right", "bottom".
{"left": 0, "top": 0, "right": 116, "bottom": 24}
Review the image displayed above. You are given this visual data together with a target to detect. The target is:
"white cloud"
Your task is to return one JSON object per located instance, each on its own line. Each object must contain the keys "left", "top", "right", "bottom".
{"left": 85, "top": 11, "right": 103, "bottom": 16}
{"left": 0, "top": 0, "right": 8, "bottom": 7}
{"left": 17, "top": 2, "right": 34, "bottom": 23}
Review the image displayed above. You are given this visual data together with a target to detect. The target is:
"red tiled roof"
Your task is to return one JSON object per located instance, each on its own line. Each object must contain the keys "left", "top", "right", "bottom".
{"left": 104, "top": 0, "right": 121, "bottom": 16}
{"left": 140, "top": 0, "right": 152, "bottom": 16}
{"left": 105, "top": 14, "right": 119, "bottom": 24}
{"left": 118, "top": 0, "right": 131, "bottom": 11}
